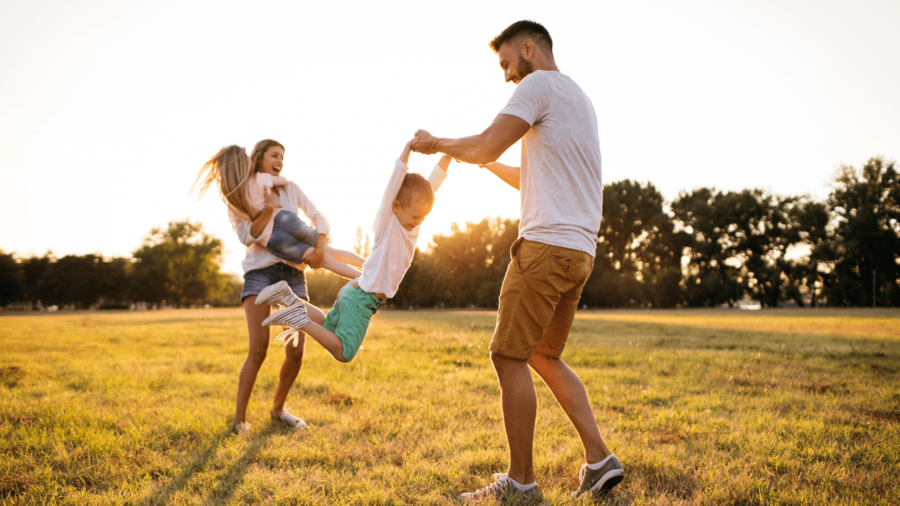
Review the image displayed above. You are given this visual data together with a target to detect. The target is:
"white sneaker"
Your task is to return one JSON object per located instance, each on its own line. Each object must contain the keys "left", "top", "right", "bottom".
{"left": 230, "top": 421, "right": 250, "bottom": 436}
{"left": 271, "top": 408, "right": 307, "bottom": 430}
{"left": 461, "top": 473, "right": 540, "bottom": 503}
{"left": 263, "top": 303, "right": 311, "bottom": 347}
{"left": 255, "top": 280, "right": 299, "bottom": 307}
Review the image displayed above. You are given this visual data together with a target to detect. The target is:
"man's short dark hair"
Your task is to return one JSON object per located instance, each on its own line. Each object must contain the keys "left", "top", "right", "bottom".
{"left": 489, "top": 20, "right": 553, "bottom": 54}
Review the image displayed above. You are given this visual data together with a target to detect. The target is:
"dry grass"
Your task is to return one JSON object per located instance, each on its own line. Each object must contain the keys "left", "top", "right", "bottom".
{"left": 0, "top": 308, "right": 898, "bottom": 505}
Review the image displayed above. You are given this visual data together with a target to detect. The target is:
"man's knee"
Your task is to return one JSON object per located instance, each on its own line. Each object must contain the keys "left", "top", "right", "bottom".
{"left": 490, "top": 352, "right": 527, "bottom": 376}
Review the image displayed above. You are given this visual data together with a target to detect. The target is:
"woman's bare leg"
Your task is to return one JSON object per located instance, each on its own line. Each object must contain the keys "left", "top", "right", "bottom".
{"left": 271, "top": 329, "right": 306, "bottom": 415}
{"left": 234, "top": 297, "right": 273, "bottom": 425}
{"left": 325, "top": 245, "right": 366, "bottom": 268}
{"left": 302, "top": 248, "right": 362, "bottom": 279}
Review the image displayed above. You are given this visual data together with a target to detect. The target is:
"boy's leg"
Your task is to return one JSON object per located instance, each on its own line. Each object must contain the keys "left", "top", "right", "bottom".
{"left": 325, "top": 245, "right": 366, "bottom": 268}
{"left": 298, "top": 321, "right": 348, "bottom": 363}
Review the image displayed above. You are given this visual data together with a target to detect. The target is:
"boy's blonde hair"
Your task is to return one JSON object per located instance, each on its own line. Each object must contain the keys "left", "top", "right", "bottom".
{"left": 193, "top": 145, "right": 256, "bottom": 220}
{"left": 396, "top": 173, "right": 435, "bottom": 208}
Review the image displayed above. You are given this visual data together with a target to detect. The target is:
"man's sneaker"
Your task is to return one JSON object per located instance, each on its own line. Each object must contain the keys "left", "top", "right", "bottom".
{"left": 262, "top": 303, "right": 311, "bottom": 347}
{"left": 571, "top": 455, "right": 625, "bottom": 498}
{"left": 461, "top": 473, "right": 540, "bottom": 503}
{"left": 255, "top": 280, "right": 299, "bottom": 308}
{"left": 271, "top": 408, "right": 307, "bottom": 430}
{"left": 230, "top": 421, "right": 250, "bottom": 436}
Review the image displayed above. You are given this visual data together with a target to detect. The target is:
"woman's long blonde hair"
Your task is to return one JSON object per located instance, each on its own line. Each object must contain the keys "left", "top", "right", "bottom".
{"left": 194, "top": 145, "right": 256, "bottom": 220}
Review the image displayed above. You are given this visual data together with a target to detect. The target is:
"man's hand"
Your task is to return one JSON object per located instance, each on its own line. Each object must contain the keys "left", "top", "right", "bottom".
{"left": 411, "top": 130, "right": 440, "bottom": 154}
{"left": 307, "top": 234, "right": 328, "bottom": 269}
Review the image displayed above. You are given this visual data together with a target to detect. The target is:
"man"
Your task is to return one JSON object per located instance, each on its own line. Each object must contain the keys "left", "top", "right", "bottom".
{"left": 411, "top": 20, "right": 624, "bottom": 502}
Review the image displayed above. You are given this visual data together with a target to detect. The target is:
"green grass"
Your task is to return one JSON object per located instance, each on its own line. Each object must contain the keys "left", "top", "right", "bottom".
{"left": 1, "top": 308, "right": 898, "bottom": 505}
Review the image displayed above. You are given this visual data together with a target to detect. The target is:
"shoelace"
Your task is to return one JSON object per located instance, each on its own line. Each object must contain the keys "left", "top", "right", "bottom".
{"left": 274, "top": 328, "right": 301, "bottom": 347}
{"left": 578, "top": 463, "right": 588, "bottom": 483}
{"left": 275, "top": 409, "right": 302, "bottom": 426}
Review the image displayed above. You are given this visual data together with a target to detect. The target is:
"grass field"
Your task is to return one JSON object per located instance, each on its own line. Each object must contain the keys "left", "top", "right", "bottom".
{"left": 1, "top": 308, "right": 898, "bottom": 505}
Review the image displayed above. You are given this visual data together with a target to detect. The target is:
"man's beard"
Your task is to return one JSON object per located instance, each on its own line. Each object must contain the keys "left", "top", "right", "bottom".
{"left": 517, "top": 53, "right": 535, "bottom": 79}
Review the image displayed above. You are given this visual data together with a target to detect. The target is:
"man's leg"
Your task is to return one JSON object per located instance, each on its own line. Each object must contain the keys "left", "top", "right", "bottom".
{"left": 527, "top": 353, "right": 611, "bottom": 464}
{"left": 491, "top": 352, "right": 537, "bottom": 485}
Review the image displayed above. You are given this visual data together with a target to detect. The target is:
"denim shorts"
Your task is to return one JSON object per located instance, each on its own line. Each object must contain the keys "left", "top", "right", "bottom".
{"left": 241, "top": 262, "right": 308, "bottom": 303}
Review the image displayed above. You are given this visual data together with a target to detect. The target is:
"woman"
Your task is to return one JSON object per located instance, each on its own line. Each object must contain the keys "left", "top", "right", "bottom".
{"left": 228, "top": 139, "right": 330, "bottom": 434}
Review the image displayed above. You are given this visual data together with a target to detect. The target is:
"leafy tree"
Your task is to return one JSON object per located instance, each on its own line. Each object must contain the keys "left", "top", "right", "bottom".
{"left": 822, "top": 157, "right": 900, "bottom": 306}
{"left": 672, "top": 188, "right": 739, "bottom": 307}
{"left": 132, "top": 221, "right": 227, "bottom": 306}
{"left": 43, "top": 254, "right": 107, "bottom": 308}
{"left": 394, "top": 217, "right": 519, "bottom": 308}
{"left": 0, "top": 251, "right": 22, "bottom": 307}
{"left": 20, "top": 255, "right": 52, "bottom": 306}
{"left": 585, "top": 180, "right": 683, "bottom": 307}
{"left": 783, "top": 199, "right": 830, "bottom": 307}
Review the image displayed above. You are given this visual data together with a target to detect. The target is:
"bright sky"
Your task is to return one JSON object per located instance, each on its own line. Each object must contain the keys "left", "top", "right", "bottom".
{"left": 1, "top": 0, "right": 898, "bottom": 275}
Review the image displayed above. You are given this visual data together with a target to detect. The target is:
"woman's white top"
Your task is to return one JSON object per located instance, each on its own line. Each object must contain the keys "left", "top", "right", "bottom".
{"left": 357, "top": 159, "right": 447, "bottom": 298}
{"left": 229, "top": 180, "right": 330, "bottom": 274}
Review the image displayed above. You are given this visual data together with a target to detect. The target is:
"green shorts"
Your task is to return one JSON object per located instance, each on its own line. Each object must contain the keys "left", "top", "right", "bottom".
{"left": 323, "top": 281, "right": 386, "bottom": 361}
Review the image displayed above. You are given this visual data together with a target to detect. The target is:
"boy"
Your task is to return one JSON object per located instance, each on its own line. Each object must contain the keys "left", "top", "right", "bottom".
{"left": 255, "top": 139, "right": 451, "bottom": 362}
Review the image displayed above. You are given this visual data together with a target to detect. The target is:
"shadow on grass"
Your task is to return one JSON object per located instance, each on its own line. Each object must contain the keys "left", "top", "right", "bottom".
{"left": 202, "top": 427, "right": 275, "bottom": 505}
{"left": 139, "top": 427, "right": 273, "bottom": 506}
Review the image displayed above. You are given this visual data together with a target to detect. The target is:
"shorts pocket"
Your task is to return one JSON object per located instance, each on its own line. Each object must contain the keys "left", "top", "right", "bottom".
{"left": 515, "top": 240, "right": 547, "bottom": 274}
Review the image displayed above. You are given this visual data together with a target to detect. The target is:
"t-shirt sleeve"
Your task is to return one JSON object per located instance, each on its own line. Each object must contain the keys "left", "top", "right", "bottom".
{"left": 373, "top": 160, "right": 408, "bottom": 232}
{"left": 427, "top": 163, "right": 448, "bottom": 194}
{"left": 498, "top": 72, "right": 550, "bottom": 127}
{"left": 255, "top": 172, "right": 274, "bottom": 190}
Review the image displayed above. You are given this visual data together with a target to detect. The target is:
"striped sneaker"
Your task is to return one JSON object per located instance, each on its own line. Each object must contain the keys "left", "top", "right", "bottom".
{"left": 571, "top": 455, "right": 625, "bottom": 498}
{"left": 263, "top": 303, "right": 311, "bottom": 348}
{"left": 255, "top": 280, "right": 299, "bottom": 307}
{"left": 271, "top": 408, "right": 307, "bottom": 430}
{"left": 461, "top": 473, "right": 540, "bottom": 503}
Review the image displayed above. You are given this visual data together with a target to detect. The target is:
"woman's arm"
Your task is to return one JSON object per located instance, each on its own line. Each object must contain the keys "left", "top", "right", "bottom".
{"left": 482, "top": 161, "right": 520, "bottom": 191}
{"left": 250, "top": 204, "right": 277, "bottom": 238}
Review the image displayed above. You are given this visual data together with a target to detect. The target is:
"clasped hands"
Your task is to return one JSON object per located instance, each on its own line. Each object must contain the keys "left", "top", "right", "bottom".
{"left": 410, "top": 129, "right": 440, "bottom": 155}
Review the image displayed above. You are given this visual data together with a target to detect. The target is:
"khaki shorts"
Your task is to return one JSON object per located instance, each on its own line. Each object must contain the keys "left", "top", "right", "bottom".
{"left": 490, "top": 238, "right": 595, "bottom": 360}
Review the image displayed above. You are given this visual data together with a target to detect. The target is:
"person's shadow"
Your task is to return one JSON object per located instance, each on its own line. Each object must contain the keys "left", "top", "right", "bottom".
{"left": 202, "top": 427, "right": 274, "bottom": 505}
{"left": 139, "top": 427, "right": 273, "bottom": 506}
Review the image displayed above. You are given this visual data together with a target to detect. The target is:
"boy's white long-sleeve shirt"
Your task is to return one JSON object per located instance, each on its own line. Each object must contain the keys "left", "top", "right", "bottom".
{"left": 357, "top": 159, "right": 447, "bottom": 298}
{"left": 229, "top": 180, "right": 330, "bottom": 274}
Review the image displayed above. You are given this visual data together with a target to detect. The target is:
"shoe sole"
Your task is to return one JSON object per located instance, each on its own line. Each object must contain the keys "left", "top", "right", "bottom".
{"left": 589, "top": 469, "right": 624, "bottom": 497}
{"left": 255, "top": 280, "right": 289, "bottom": 306}
{"left": 261, "top": 310, "right": 281, "bottom": 327}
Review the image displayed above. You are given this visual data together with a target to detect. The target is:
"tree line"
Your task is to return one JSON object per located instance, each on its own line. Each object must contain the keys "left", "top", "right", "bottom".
{"left": 0, "top": 222, "right": 240, "bottom": 310}
{"left": 2, "top": 157, "right": 897, "bottom": 310}
{"left": 384, "top": 156, "right": 898, "bottom": 309}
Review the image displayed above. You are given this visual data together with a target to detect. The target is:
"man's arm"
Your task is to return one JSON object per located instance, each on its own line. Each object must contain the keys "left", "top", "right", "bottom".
{"left": 412, "top": 113, "right": 530, "bottom": 166}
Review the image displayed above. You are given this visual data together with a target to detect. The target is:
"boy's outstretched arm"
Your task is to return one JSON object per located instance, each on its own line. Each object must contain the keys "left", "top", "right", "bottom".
{"left": 437, "top": 154, "right": 452, "bottom": 172}
{"left": 399, "top": 139, "right": 413, "bottom": 165}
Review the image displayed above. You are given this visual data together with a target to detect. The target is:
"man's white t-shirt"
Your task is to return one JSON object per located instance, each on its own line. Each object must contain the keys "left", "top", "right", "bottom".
{"left": 499, "top": 70, "right": 603, "bottom": 256}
